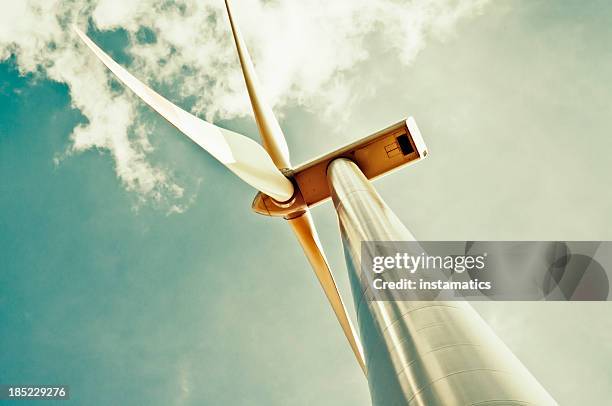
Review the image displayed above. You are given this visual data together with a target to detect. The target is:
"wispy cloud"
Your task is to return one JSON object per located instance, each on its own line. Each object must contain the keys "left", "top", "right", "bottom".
{"left": 0, "top": 0, "right": 488, "bottom": 207}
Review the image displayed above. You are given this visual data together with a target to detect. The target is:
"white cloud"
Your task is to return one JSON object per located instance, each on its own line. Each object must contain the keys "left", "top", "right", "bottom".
{"left": 0, "top": 0, "right": 488, "bottom": 208}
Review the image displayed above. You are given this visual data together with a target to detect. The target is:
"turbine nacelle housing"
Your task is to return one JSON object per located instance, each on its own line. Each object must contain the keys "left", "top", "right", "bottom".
{"left": 252, "top": 117, "right": 427, "bottom": 217}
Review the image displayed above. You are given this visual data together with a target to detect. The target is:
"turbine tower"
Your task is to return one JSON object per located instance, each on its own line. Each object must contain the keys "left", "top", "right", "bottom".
{"left": 74, "top": 1, "right": 557, "bottom": 404}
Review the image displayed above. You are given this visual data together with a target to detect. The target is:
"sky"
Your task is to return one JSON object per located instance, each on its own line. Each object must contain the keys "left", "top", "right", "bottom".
{"left": 1, "top": 0, "right": 611, "bottom": 405}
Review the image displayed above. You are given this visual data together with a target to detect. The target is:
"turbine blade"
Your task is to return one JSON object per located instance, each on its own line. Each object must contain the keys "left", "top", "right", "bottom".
{"left": 74, "top": 27, "right": 294, "bottom": 202}
{"left": 224, "top": 0, "right": 291, "bottom": 169}
{"left": 287, "top": 211, "right": 367, "bottom": 375}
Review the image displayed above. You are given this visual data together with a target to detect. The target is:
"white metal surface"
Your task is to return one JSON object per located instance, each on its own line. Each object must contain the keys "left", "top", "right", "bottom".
{"left": 327, "top": 158, "right": 557, "bottom": 406}
{"left": 224, "top": 0, "right": 291, "bottom": 169}
{"left": 287, "top": 211, "right": 367, "bottom": 374}
{"left": 74, "top": 27, "right": 294, "bottom": 203}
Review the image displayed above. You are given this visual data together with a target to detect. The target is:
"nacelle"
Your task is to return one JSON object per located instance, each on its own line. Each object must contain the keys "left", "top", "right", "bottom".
{"left": 252, "top": 117, "right": 427, "bottom": 217}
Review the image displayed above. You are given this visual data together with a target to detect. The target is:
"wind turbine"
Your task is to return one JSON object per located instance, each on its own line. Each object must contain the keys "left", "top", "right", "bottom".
{"left": 75, "top": 1, "right": 557, "bottom": 404}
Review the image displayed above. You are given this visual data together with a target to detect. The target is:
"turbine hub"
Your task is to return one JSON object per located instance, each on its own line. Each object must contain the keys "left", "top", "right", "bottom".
{"left": 251, "top": 186, "right": 307, "bottom": 218}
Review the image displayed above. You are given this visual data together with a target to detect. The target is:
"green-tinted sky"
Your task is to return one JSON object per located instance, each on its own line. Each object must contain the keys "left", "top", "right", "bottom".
{"left": 1, "top": 1, "right": 612, "bottom": 405}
